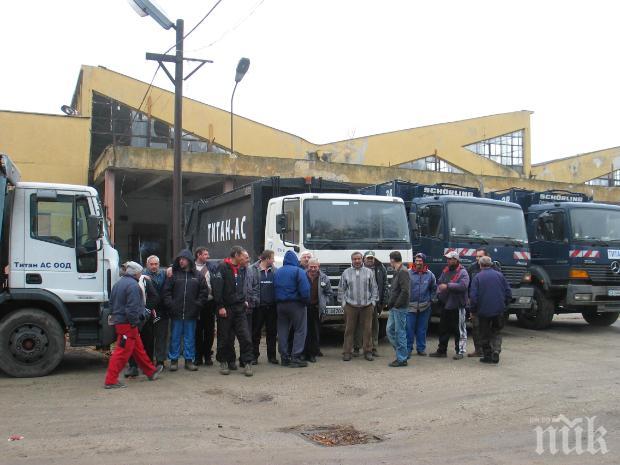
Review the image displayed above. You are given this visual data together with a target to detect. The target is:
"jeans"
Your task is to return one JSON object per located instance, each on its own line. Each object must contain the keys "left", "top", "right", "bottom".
{"left": 406, "top": 308, "right": 431, "bottom": 354}
{"left": 277, "top": 301, "right": 307, "bottom": 360}
{"left": 387, "top": 307, "right": 409, "bottom": 362}
{"left": 168, "top": 319, "right": 197, "bottom": 362}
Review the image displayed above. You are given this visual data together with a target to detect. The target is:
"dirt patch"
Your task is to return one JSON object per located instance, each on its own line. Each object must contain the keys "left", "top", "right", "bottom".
{"left": 286, "top": 424, "right": 383, "bottom": 447}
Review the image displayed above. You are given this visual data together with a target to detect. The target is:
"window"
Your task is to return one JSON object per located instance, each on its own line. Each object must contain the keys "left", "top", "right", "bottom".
{"left": 535, "top": 210, "right": 565, "bottom": 242}
{"left": 585, "top": 169, "right": 620, "bottom": 187}
{"left": 397, "top": 156, "right": 464, "bottom": 173}
{"left": 283, "top": 198, "right": 300, "bottom": 245}
{"left": 76, "top": 198, "right": 98, "bottom": 273}
{"left": 31, "top": 195, "right": 74, "bottom": 247}
{"left": 419, "top": 205, "right": 443, "bottom": 239}
{"left": 464, "top": 130, "right": 524, "bottom": 171}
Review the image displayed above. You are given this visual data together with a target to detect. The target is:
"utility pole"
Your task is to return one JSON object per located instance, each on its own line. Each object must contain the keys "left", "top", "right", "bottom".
{"left": 145, "top": 21, "right": 212, "bottom": 255}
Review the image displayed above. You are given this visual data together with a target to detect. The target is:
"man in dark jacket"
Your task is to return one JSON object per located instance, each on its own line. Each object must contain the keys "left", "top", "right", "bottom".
{"left": 386, "top": 251, "right": 411, "bottom": 367}
{"left": 430, "top": 251, "right": 470, "bottom": 360}
{"left": 274, "top": 250, "right": 310, "bottom": 368}
{"left": 303, "top": 257, "right": 333, "bottom": 363}
{"left": 469, "top": 256, "right": 512, "bottom": 364}
{"left": 143, "top": 255, "right": 168, "bottom": 368}
{"left": 353, "top": 251, "right": 388, "bottom": 357}
{"left": 246, "top": 249, "right": 278, "bottom": 365}
{"left": 212, "top": 246, "right": 254, "bottom": 377}
{"left": 194, "top": 247, "right": 218, "bottom": 366}
{"left": 162, "top": 249, "right": 209, "bottom": 372}
{"left": 104, "top": 262, "right": 162, "bottom": 389}
{"left": 466, "top": 248, "right": 500, "bottom": 358}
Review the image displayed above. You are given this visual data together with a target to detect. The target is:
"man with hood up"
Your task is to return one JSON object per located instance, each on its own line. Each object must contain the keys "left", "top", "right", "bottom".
{"left": 274, "top": 250, "right": 310, "bottom": 368}
{"left": 407, "top": 253, "right": 436, "bottom": 357}
{"left": 430, "top": 251, "right": 470, "bottom": 360}
{"left": 212, "top": 246, "right": 254, "bottom": 377}
{"left": 162, "top": 249, "right": 210, "bottom": 372}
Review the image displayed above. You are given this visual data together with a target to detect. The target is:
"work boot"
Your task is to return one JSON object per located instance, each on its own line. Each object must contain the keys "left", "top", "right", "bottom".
{"left": 124, "top": 366, "right": 139, "bottom": 378}
{"left": 453, "top": 353, "right": 464, "bottom": 360}
{"left": 169, "top": 360, "right": 179, "bottom": 372}
{"left": 429, "top": 351, "right": 447, "bottom": 358}
{"left": 364, "top": 352, "right": 374, "bottom": 361}
{"left": 148, "top": 364, "right": 164, "bottom": 381}
{"left": 205, "top": 357, "right": 214, "bottom": 366}
{"left": 228, "top": 362, "right": 238, "bottom": 371}
{"left": 268, "top": 357, "right": 279, "bottom": 365}
{"left": 389, "top": 359, "right": 408, "bottom": 367}
{"left": 185, "top": 361, "right": 198, "bottom": 371}
{"left": 317, "top": 350, "right": 324, "bottom": 357}
{"left": 308, "top": 356, "right": 317, "bottom": 363}
{"left": 219, "top": 362, "right": 230, "bottom": 375}
{"left": 289, "top": 358, "right": 308, "bottom": 368}
{"left": 244, "top": 364, "right": 254, "bottom": 377}
{"left": 417, "top": 351, "right": 427, "bottom": 356}
{"left": 280, "top": 357, "right": 290, "bottom": 367}
{"left": 342, "top": 353, "right": 352, "bottom": 362}
{"left": 353, "top": 348, "right": 360, "bottom": 357}
{"left": 104, "top": 382, "right": 127, "bottom": 389}
{"left": 480, "top": 356, "right": 493, "bottom": 364}
{"left": 491, "top": 352, "right": 500, "bottom": 364}
{"left": 194, "top": 358, "right": 204, "bottom": 366}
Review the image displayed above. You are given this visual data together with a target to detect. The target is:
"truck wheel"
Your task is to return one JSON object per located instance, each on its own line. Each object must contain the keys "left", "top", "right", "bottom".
{"left": 516, "top": 287, "right": 554, "bottom": 330}
{"left": 378, "top": 318, "right": 387, "bottom": 340}
{"left": 582, "top": 310, "right": 620, "bottom": 326}
{"left": 0, "top": 309, "right": 65, "bottom": 377}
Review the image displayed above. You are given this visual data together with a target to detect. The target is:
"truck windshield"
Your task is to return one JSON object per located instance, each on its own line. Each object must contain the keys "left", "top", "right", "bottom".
{"left": 570, "top": 208, "right": 620, "bottom": 242}
{"left": 447, "top": 202, "right": 528, "bottom": 244}
{"left": 304, "top": 199, "right": 409, "bottom": 247}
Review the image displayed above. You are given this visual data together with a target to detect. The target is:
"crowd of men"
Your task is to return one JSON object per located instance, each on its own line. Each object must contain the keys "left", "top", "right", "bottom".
{"left": 103, "top": 245, "right": 511, "bottom": 389}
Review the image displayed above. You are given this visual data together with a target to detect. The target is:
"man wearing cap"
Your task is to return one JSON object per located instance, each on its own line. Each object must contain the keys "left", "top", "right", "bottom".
{"left": 430, "top": 251, "right": 470, "bottom": 360}
{"left": 104, "top": 261, "right": 163, "bottom": 389}
{"left": 339, "top": 251, "right": 378, "bottom": 361}
{"left": 407, "top": 253, "right": 437, "bottom": 357}
{"left": 353, "top": 251, "right": 387, "bottom": 357}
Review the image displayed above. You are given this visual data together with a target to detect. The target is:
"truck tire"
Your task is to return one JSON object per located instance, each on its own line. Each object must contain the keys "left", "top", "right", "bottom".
{"left": 516, "top": 287, "right": 554, "bottom": 330}
{"left": 582, "top": 310, "right": 620, "bottom": 326}
{"left": 0, "top": 308, "right": 65, "bottom": 378}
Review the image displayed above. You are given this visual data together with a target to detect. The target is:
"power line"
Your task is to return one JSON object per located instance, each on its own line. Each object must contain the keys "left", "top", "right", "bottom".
{"left": 163, "top": 0, "right": 225, "bottom": 55}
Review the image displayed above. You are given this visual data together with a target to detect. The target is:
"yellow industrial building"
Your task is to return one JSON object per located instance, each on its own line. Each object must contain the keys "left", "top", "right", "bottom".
{"left": 1, "top": 65, "right": 618, "bottom": 260}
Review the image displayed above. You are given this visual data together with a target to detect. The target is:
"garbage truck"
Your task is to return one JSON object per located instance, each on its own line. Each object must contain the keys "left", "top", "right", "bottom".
{"left": 487, "top": 188, "right": 620, "bottom": 328}
{"left": 184, "top": 177, "right": 413, "bottom": 326}
{"left": 360, "top": 180, "right": 534, "bottom": 315}
{"left": 0, "top": 154, "right": 119, "bottom": 377}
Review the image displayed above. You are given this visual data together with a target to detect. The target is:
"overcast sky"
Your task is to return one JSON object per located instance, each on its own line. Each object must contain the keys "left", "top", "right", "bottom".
{"left": 1, "top": 0, "right": 619, "bottom": 163}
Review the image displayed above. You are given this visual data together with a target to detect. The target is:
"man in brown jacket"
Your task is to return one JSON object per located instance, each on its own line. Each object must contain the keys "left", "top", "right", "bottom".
{"left": 386, "top": 251, "right": 411, "bottom": 367}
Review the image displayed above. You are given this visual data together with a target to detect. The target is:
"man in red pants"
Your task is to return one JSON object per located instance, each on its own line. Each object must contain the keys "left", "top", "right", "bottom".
{"left": 104, "top": 261, "right": 163, "bottom": 389}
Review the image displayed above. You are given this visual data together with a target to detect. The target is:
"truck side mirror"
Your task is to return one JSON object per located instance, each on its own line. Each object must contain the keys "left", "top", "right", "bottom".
{"left": 276, "top": 213, "right": 287, "bottom": 234}
{"left": 87, "top": 215, "right": 103, "bottom": 240}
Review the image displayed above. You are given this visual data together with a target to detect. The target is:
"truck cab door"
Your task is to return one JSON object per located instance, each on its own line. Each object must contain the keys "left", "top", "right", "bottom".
{"left": 531, "top": 209, "right": 569, "bottom": 281}
{"left": 416, "top": 203, "right": 445, "bottom": 275}
{"left": 280, "top": 197, "right": 301, "bottom": 253}
{"left": 23, "top": 190, "right": 105, "bottom": 304}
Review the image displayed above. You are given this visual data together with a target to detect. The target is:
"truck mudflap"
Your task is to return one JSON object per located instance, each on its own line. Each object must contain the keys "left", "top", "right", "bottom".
{"left": 507, "top": 286, "right": 534, "bottom": 311}
{"left": 565, "top": 283, "right": 620, "bottom": 312}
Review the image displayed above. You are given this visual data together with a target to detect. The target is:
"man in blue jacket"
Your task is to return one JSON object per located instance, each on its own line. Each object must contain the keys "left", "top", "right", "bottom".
{"left": 469, "top": 256, "right": 512, "bottom": 364}
{"left": 274, "top": 250, "right": 310, "bottom": 368}
{"left": 407, "top": 253, "right": 436, "bottom": 357}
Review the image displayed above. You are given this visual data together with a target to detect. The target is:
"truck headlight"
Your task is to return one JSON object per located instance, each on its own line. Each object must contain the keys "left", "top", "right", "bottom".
{"left": 522, "top": 271, "right": 532, "bottom": 283}
{"left": 518, "top": 296, "right": 532, "bottom": 304}
{"left": 574, "top": 293, "right": 593, "bottom": 301}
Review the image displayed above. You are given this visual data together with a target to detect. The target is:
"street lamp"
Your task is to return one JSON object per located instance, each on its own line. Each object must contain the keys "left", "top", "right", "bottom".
{"left": 230, "top": 57, "right": 250, "bottom": 158}
{"left": 128, "top": 0, "right": 211, "bottom": 256}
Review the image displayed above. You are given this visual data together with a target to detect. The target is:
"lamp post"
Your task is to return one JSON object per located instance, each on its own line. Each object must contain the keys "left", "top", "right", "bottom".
{"left": 230, "top": 58, "right": 250, "bottom": 158}
{"left": 129, "top": 0, "right": 211, "bottom": 256}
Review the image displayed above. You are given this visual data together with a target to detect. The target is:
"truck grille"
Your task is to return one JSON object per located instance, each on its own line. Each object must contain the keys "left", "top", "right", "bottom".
{"left": 582, "top": 264, "right": 620, "bottom": 284}
{"left": 501, "top": 265, "right": 526, "bottom": 286}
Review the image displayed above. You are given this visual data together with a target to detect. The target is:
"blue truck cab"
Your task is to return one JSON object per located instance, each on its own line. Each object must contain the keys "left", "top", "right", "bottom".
{"left": 360, "top": 181, "right": 534, "bottom": 314}
{"left": 487, "top": 188, "right": 620, "bottom": 328}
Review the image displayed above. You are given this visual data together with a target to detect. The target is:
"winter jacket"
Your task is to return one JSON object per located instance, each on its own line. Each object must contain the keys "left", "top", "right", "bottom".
{"left": 274, "top": 251, "right": 310, "bottom": 303}
{"left": 308, "top": 270, "right": 333, "bottom": 316}
{"left": 212, "top": 257, "right": 248, "bottom": 308}
{"left": 469, "top": 268, "right": 512, "bottom": 317}
{"left": 162, "top": 249, "right": 210, "bottom": 320}
{"left": 408, "top": 267, "right": 437, "bottom": 312}
{"left": 110, "top": 275, "right": 145, "bottom": 326}
{"left": 142, "top": 268, "right": 167, "bottom": 293}
{"left": 467, "top": 261, "right": 501, "bottom": 283}
{"left": 437, "top": 265, "right": 470, "bottom": 310}
{"left": 339, "top": 266, "right": 378, "bottom": 307}
{"left": 365, "top": 260, "right": 388, "bottom": 307}
{"left": 387, "top": 265, "right": 411, "bottom": 309}
{"left": 246, "top": 260, "right": 278, "bottom": 308}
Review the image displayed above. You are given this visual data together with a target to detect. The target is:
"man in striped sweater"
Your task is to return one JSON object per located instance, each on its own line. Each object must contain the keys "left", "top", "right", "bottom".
{"left": 338, "top": 252, "right": 379, "bottom": 362}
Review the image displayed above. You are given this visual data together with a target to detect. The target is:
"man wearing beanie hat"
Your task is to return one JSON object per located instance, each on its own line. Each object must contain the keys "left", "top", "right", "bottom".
{"left": 430, "top": 251, "right": 470, "bottom": 360}
{"left": 104, "top": 261, "right": 162, "bottom": 388}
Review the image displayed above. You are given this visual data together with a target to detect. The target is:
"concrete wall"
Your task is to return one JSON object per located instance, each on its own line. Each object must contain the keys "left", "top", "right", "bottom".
{"left": 532, "top": 146, "right": 620, "bottom": 183}
{"left": 0, "top": 110, "right": 90, "bottom": 184}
